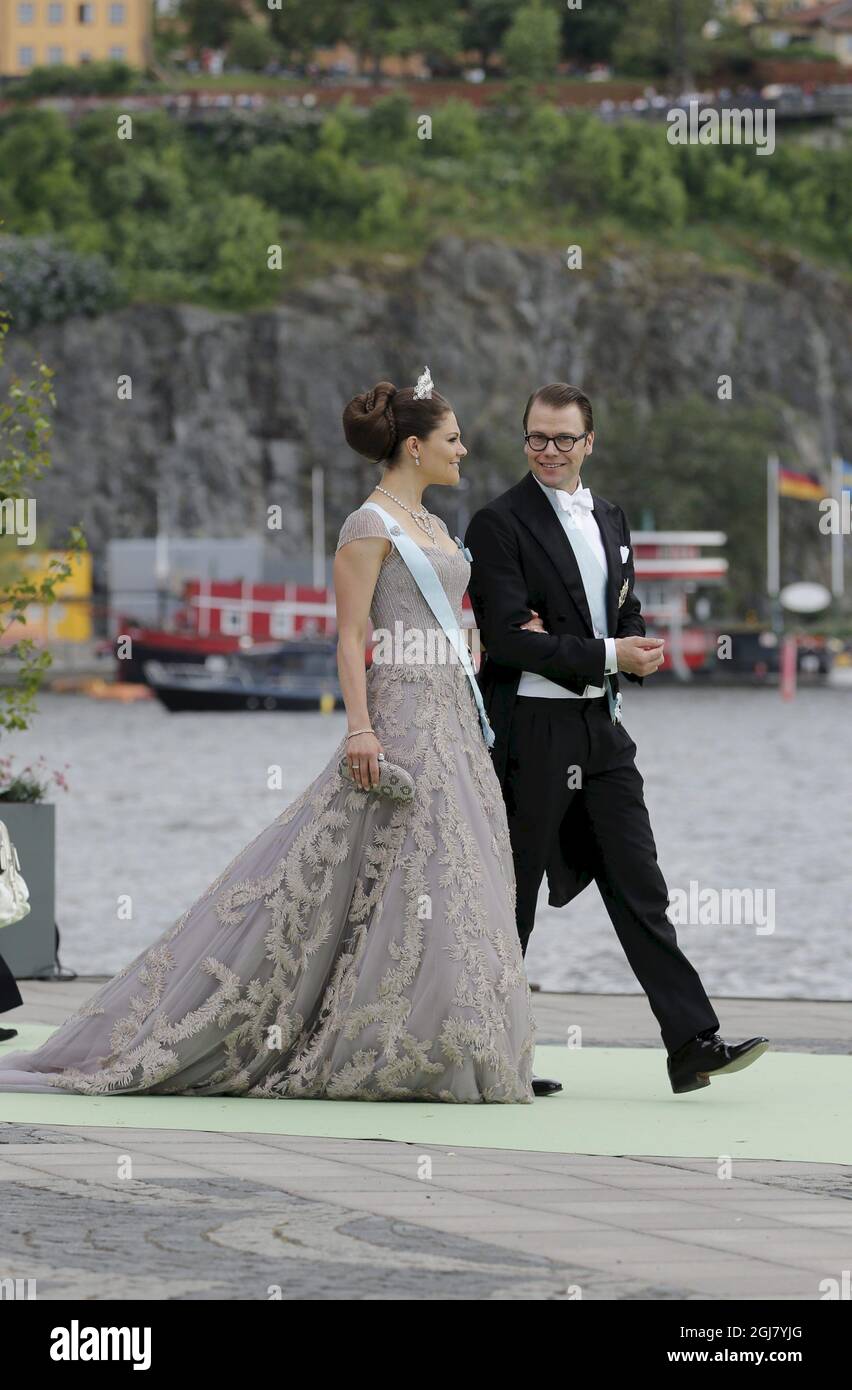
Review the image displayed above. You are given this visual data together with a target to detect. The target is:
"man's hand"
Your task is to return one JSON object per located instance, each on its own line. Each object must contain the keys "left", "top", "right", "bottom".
{"left": 615, "top": 637, "right": 665, "bottom": 677}
{"left": 520, "top": 609, "right": 547, "bottom": 634}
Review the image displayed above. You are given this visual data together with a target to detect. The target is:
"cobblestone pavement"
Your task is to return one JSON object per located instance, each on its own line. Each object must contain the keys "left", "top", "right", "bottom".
{"left": 1, "top": 982, "right": 850, "bottom": 1300}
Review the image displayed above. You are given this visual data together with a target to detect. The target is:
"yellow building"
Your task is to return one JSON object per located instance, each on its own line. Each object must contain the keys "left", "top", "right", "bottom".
{"left": 755, "top": 1, "right": 852, "bottom": 65}
{"left": 0, "top": 0, "right": 151, "bottom": 77}
{"left": 718, "top": 0, "right": 816, "bottom": 20}
{"left": 0, "top": 550, "right": 93, "bottom": 644}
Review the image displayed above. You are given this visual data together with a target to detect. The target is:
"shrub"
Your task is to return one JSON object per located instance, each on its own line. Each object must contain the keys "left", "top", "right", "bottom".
{"left": 227, "top": 22, "right": 282, "bottom": 73}
{"left": 0, "top": 235, "right": 126, "bottom": 328}
{"left": 502, "top": 2, "right": 562, "bottom": 81}
{"left": 7, "top": 59, "right": 143, "bottom": 100}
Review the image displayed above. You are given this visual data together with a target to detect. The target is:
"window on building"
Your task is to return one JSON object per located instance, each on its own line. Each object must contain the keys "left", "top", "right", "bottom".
{"left": 47, "top": 46, "right": 65, "bottom": 64}
{"left": 17, "top": 3, "right": 35, "bottom": 24}
{"left": 109, "top": 2, "right": 126, "bottom": 23}
{"left": 79, "top": 50, "right": 92, "bottom": 61}
{"left": 109, "top": 45, "right": 126, "bottom": 59}
{"left": 269, "top": 609, "right": 292, "bottom": 639}
{"left": 78, "top": 2, "right": 94, "bottom": 22}
{"left": 18, "top": 46, "right": 35, "bottom": 69}
{"left": 48, "top": 2, "right": 65, "bottom": 22}
{"left": 220, "top": 609, "right": 248, "bottom": 637}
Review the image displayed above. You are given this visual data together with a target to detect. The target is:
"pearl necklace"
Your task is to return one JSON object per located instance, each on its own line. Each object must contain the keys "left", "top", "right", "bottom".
{"left": 374, "top": 485, "right": 436, "bottom": 542}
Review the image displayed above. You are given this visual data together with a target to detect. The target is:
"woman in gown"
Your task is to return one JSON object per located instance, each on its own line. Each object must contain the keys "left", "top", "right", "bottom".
{"left": 0, "top": 375, "right": 535, "bottom": 1103}
{"left": 0, "top": 951, "right": 22, "bottom": 1041}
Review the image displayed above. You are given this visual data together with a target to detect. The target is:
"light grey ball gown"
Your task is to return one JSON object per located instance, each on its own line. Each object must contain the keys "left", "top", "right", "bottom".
{"left": 0, "top": 508, "right": 535, "bottom": 1103}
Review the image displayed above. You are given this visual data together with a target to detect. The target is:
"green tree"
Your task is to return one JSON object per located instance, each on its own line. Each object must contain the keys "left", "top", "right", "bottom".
{"left": 702, "top": 161, "right": 792, "bottom": 236}
{"left": 258, "top": 0, "right": 341, "bottom": 67}
{"left": 179, "top": 0, "right": 245, "bottom": 50}
{"left": 0, "top": 110, "right": 87, "bottom": 233}
{"left": 7, "top": 58, "right": 141, "bottom": 99}
{"left": 428, "top": 101, "right": 483, "bottom": 160}
{"left": 363, "top": 92, "right": 414, "bottom": 151}
{"left": 560, "top": 113, "right": 623, "bottom": 208}
{"left": 0, "top": 237, "right": 124, "bottom": 328}
{"left": 101, "top": 146, "right": 191, "bottom": 219}
{"left": 227, "top": 21, "right": 282, "bottom": 71}
{"left": 229, "top": 142, "right": 380, "bottom": 225}
{"left": 559, "top": 0, "right": 632, "bottom": 67}
{"left": 619, "top": 142, "right": 688, "bottom": 229}
{"left": 344, "top": 0, "right": 462, "bottom": 81}
{"left": 613, "top": 0, "right": 715, "bottom": 83}
{"left": 599, "top": 395, "right": 784, "bottom": 616}
{"left": 459, "top": 0, "right": 517, "bottom": 67}
{"left": 0, "top": 292, "right": 86, "bottom": 734}
{"left": 502, "top": 1, "right": 562, "bottom": 82}
{"left": 183, "top": 194, "right": 282, "bottom": 308}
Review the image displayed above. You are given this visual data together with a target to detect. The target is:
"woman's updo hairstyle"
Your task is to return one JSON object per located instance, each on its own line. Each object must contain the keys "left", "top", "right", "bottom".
{"left": 343, "top": 380, "right": 453, "bottom": 466}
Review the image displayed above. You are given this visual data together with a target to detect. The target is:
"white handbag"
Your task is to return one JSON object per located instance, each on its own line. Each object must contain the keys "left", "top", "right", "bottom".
{"left": 0, "top": 820, "right": 31, "bottom": 928}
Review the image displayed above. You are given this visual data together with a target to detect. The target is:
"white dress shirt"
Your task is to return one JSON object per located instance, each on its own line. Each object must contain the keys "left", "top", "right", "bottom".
{"left": 516, "top": 473, "right": 618, "bottom": 699}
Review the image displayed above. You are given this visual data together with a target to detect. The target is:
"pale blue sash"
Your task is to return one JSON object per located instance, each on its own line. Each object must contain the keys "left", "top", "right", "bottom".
{"left": 361, "top": 503, "right": 496, "bottom": 750}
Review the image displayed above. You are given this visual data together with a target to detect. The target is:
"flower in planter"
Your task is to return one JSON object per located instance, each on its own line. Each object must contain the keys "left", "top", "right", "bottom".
{"left": 0, "top": 754, "right": 71, "bottom": 804}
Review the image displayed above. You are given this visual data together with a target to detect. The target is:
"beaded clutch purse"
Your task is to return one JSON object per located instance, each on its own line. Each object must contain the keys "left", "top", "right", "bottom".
{"left": 338, "top": 755, "right": 415, "bottom": 802}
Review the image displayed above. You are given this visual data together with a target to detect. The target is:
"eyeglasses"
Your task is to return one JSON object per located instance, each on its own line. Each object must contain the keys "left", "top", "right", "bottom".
{"left": 524, "top": 432, "right": 589, "bottom": 453}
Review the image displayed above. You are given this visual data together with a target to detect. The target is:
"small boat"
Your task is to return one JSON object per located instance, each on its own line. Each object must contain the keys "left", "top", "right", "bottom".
{"left": 84, "top": 679, "right": 154, "bottom": 702}
{"left": 114, "top": 627, "right": 242, "bottom": 684}
{"left": 698, "top": 628, "right": 832, "bottom": 684}
{"left": 144, "top": 640, "right": 345, "bottom": 713}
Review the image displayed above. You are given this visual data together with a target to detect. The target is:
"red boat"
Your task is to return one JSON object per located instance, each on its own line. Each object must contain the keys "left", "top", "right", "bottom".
{"left": 114, "top": 577, "right": 337, "bottom": 683}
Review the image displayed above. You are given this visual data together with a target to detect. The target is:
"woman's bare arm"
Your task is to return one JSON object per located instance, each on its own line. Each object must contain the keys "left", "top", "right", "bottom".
{"left": 332, "top": 534, "right": 390, "bottom": 789}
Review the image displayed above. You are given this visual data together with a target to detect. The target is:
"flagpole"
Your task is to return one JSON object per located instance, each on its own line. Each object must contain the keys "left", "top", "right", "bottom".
{"left": 155, "top": 482, "right": 169, "bottom": 629}
{"left": 311, "top": 465, "right": 325, "bottom": 590}
{"left": 767, "top": 453, "right": 781, "bottom": 632}
{"left": 830, "top": 453, "right": 844, "bottom": 599}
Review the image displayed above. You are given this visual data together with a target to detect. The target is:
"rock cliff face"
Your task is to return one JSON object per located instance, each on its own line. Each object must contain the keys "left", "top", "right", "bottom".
{"left": 6, "top": 237, "right": 851, "bottom": 565}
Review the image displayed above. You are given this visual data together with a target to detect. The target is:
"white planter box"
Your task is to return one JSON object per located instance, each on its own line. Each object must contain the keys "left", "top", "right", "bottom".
{"left": 0, "top": 803, "right": 57, "bottom": 979}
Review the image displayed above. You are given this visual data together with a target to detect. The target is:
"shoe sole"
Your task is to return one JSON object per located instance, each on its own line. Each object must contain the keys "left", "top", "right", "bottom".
{"left": 697, "top": 1040, "right": 770, "bottom": 1080}
{"left": 671, "top": 1041, "right": 769, "bottom": 1094}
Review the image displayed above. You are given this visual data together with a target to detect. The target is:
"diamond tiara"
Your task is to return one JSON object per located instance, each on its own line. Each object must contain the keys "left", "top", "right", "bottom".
{"left": 413, "top": 366, "right": 434, "bottom": 400}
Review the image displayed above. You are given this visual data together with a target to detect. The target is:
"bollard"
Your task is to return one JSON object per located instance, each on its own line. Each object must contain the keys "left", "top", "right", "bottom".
{"left": 780, "top": 634, "right": 797, "bottom": 701}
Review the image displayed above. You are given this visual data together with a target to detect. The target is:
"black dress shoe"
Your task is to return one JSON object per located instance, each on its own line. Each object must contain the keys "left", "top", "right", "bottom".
{"left": 532, "top": 1074, "right": 562, "bottom": 1097}
{"left": 668, "top": 1033, "right": 770, "bottom": 1094}
{"left": 0, "top": 1027, "right": 18, "bottom": 1042}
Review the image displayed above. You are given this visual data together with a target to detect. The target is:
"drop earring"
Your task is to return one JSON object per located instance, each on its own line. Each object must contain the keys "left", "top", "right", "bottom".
{"left": 414, "top": 453, "right": 421, "bottom": 467}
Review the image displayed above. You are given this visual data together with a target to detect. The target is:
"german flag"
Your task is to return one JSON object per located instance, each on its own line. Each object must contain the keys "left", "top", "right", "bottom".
{"left": 778, "top": 468, "right": 824, "bottom": 501}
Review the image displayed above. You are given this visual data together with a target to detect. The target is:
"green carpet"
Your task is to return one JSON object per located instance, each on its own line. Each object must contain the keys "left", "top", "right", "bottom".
{"left": 1, "top": 1027, "right": 849, "bottom": 1164}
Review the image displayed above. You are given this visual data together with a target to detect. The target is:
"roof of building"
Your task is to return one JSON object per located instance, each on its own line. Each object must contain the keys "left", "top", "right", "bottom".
{"left": 780, "top": 0, "right": 852, "bottom": 30}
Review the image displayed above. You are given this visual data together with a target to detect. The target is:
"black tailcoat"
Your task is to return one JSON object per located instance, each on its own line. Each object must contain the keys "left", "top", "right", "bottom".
{"left": 465, "top": 470, "right": 646, "bottom": 909}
